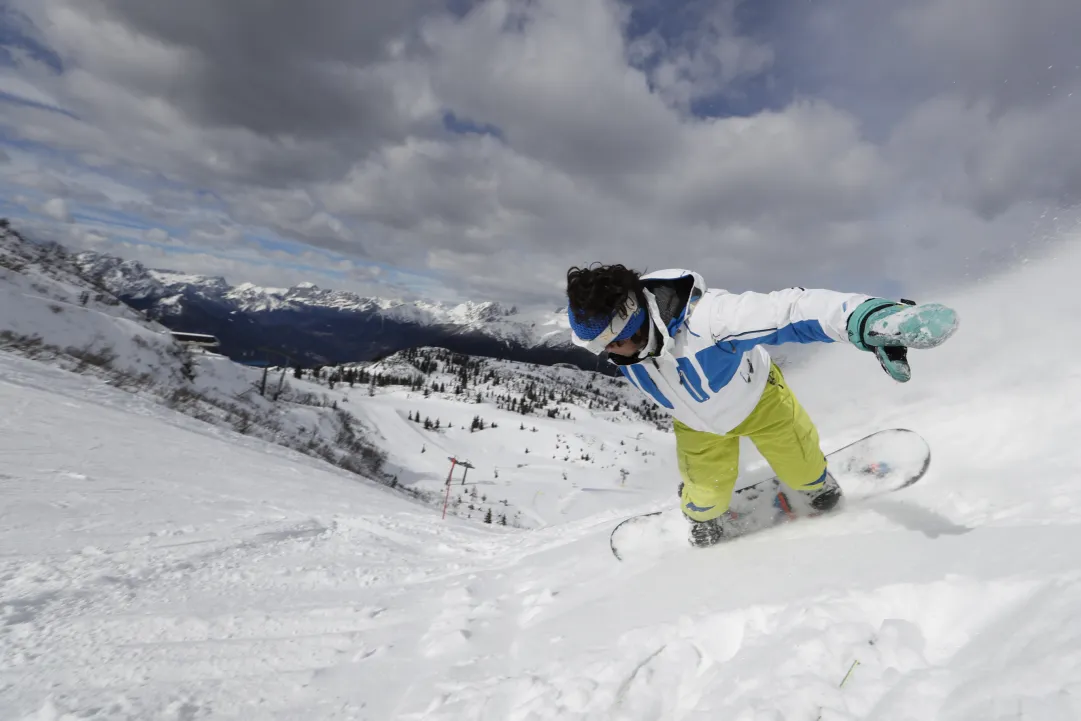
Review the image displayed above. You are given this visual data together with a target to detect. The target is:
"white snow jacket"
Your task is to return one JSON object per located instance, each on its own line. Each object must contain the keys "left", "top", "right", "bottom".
{"left": 611, "top": 269, "right": 872, "bottom": 434}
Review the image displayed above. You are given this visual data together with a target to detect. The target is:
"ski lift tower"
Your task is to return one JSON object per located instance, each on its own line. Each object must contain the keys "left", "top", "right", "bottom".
{"left": 254, "top": 346, "right": 296, "bottom": 398}
{"left": 442, "top": 457, "right": 476, "bottom": 519}
{"left": 457, "top": 459, "right": 476, "bottom": 485}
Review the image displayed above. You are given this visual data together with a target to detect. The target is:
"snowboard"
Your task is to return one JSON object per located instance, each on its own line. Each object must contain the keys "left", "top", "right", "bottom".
{"left": 610, "top": 428, "right": 931, "bottom": 561}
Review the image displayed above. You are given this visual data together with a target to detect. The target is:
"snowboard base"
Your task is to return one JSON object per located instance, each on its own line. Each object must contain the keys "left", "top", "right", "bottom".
{"left": 610, "top": 428, "right": 931, "bottom": 561}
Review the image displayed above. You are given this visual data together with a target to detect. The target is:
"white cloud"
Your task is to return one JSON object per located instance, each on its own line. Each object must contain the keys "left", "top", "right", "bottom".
{"left": 0, "top": 71, "right": 65, "bottom": 109}
{"left": 888, "top": 92, "right": 1081, "bottom": 218}
{"left": 143, "top": 227, "right": 170, "bottom": 244}
{"left": 0, "top": 0, "right": 1077, "bottom": 306}
{"left": 41, "top": 197, "right": 72, "bottom": 222}
{"left": 5, "top": 168, "right": 110, "bottom": 203}
{"left": 634, "top": 0, "right": 775, "bottom": 113}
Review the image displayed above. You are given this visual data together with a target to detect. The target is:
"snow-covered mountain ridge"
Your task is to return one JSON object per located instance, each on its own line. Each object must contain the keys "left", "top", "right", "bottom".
{"left": 74, "top": 249, "right": 586, "bottom": 368}
{"left": 100, "top": 257, "right": 553, "bottom": 336}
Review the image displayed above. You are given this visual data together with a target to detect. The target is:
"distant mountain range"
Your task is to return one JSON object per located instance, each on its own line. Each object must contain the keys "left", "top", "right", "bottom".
{"left": 73, "top": 251, "right": 608, "bottom": 371}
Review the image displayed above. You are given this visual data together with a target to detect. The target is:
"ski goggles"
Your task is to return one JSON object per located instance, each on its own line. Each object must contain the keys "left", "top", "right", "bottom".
{"left": 569, "top": 293, "right": 648, "bottom": 355}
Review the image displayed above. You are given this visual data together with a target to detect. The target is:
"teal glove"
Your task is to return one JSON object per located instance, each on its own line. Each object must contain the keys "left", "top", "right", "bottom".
{"left": 846, "top": 298, "right": 959, "bottom": 382}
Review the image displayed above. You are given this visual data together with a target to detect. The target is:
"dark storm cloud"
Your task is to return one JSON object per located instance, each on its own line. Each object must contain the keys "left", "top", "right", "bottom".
{"left": 744, "top": 0, "right": 1081, "bottom": 229}
{"left": 83, "top": 0, "right": 442, "bottom": 140}
{"left": 760, "top": 0, "right": 1081, "bottom": 166}
{"left": 783, "top": 0, "right": 1081, "bottom": 115}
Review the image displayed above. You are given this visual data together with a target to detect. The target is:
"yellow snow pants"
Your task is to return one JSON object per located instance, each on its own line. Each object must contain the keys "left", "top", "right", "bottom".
{"left": 677, "top": 362, "right": 828, "bottom": 522}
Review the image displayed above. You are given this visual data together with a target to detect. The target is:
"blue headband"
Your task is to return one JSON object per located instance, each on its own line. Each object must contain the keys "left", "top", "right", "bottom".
{"left": 568, "top": 293, "right": 647, "bottom": 354}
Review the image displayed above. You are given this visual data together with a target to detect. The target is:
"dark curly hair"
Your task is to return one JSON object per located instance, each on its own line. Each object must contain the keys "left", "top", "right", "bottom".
{"left": 565, "top": 263, "right": 643, "bottom": 323}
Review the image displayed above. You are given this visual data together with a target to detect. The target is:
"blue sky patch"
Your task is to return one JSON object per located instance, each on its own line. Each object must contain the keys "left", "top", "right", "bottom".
{"left": 442, "top": 111, "right": 504, "bottom": 140}
{"left": 0, "top": 8, "right": 63, "bottom": 73}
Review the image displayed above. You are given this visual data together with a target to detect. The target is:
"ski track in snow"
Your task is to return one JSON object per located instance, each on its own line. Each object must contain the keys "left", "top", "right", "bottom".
{"left": 5, "top": 242, "right": 1081, "bottom": 719}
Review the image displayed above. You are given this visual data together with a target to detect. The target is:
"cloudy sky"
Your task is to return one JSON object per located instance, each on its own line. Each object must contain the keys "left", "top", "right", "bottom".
{"left": 0, "top": 0, "right": 1078, "bottom": 306}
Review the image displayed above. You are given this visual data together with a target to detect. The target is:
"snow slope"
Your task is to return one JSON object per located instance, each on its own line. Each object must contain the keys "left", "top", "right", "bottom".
{"left": 324, "top": 350, "right": 673, "bottom": 528}
{"left": 0, "top": 227, "right": 391, "bottom": 497}
{"left": 348, "top": 384, "right": 669, "bottom": 529}
{"left": 4, "top": 237, "right": 1081, "bottom": 720}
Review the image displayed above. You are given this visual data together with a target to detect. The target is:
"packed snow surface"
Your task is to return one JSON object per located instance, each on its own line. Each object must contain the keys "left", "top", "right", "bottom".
{"left": 4, "top": 240, "right": 1081, "bottom": 720}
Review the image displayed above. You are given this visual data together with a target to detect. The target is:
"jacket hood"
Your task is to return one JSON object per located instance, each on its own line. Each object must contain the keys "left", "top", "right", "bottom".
{"left": 608, "top": 268, "right": 706, "bottom": 366}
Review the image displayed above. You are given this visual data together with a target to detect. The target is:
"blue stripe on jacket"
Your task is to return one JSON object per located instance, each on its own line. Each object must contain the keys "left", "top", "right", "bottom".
{"left": 699, "top": 319, "right": 833, "bottom": 391}
{"left": 620, "top": 319, "right": 832, "bottom": 405}
{"left": 619, "top": 365, "right": 674, "bottom": 409}
{"left": 717, "top": 319, "right": 833, "bottom": 347}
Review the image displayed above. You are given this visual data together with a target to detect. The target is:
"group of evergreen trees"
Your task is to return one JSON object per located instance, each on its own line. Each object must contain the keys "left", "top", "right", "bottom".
{"left": 402, "top": 410, "right": 502, "bottom": 433}
{"left": 407, "top": 410, "right": 451, "bottom": 430}
{"left": 294, "top": 365, "right": 417, "bottom": 391}
{"left": 470, "top": 415, "right": 497, "bottom": 431}
{"left": 299, "top": 345, "right": 667, "bottom": 430}
{"left": 453, "top": 485, "right": 511, "bottom": 526}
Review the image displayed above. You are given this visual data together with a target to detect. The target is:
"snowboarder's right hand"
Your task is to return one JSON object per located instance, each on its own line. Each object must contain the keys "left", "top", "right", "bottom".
{"left": 846, "top": 298, "right": 959, "bottom": 382}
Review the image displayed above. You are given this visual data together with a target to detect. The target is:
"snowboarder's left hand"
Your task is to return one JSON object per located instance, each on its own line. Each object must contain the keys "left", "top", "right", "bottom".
{"left": 846, "top": 299, "right": 959, "bottom": 382}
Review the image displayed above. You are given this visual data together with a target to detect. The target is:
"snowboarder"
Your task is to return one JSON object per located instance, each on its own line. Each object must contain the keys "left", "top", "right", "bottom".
{"left": 565, "top": 264, "right": 957, "bottom": 548}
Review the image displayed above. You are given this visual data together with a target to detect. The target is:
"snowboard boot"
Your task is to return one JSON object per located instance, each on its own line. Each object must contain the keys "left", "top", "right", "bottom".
{"left": 782, "top": 470, "right": 844, "bottom": 515}
{"left": 684, "top": 509, "right": 741, "bottom": 548}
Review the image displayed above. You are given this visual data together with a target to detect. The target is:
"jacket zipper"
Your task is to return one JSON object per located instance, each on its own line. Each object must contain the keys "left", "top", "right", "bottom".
{"left": 651, "top": 356, "right": 707, "bottom": 427}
